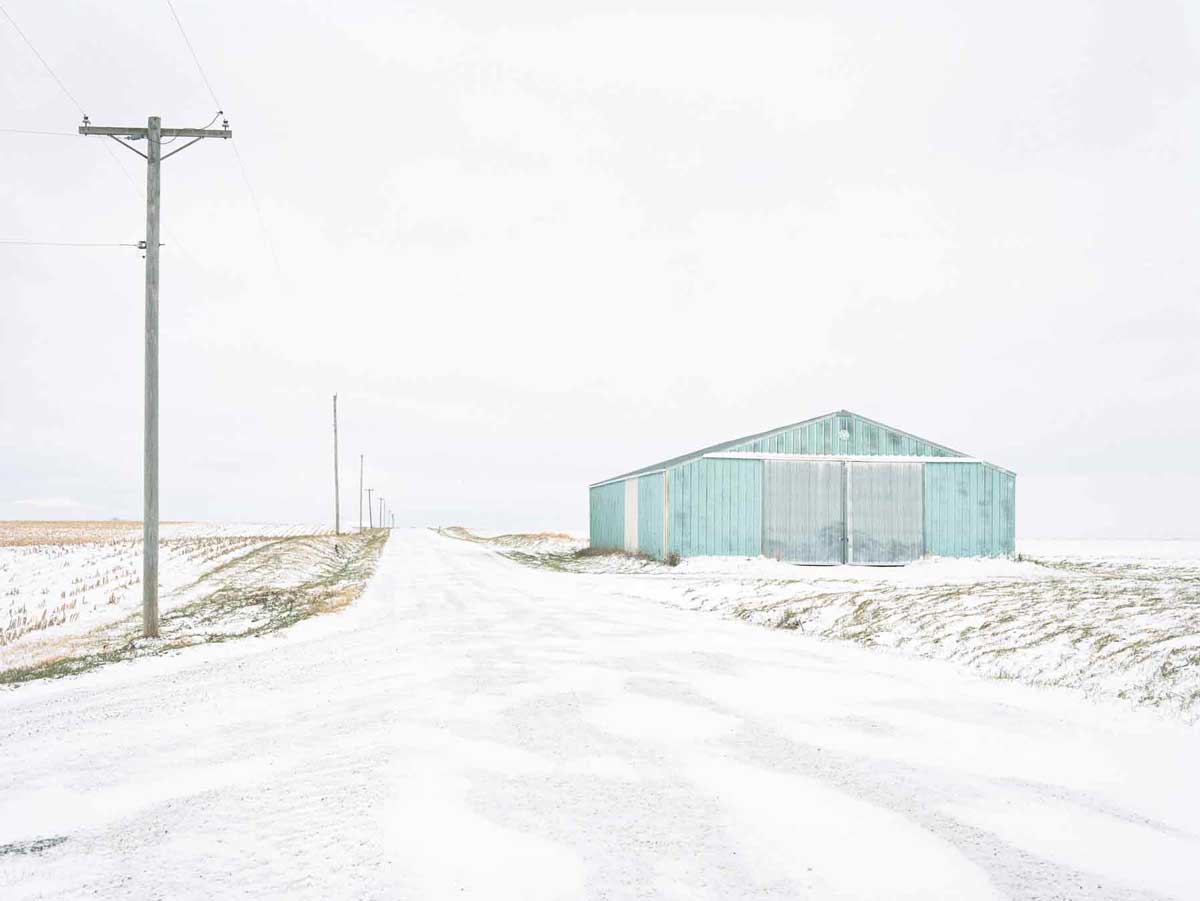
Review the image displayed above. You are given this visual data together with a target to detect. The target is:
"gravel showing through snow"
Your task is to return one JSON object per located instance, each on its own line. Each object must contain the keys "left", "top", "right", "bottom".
{"left": 1, "top": 529, "right": 1198, "bottom": 899}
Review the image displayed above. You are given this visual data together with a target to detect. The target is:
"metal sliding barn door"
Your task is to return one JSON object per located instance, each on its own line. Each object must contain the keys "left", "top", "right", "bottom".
{"left": 846, "top": 462, "right": 923, "bottom": 564}
{"left": 762, "top": 460, "right": 844, "bottom": 564}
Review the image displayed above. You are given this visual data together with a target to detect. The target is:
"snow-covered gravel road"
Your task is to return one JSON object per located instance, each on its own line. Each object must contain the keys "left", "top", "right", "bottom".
{"left": 2, "top": 530, "right": 1198, "bottom": 899}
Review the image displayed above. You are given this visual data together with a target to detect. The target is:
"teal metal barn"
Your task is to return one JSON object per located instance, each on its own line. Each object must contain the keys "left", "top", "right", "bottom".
{"left": 588, "top": 410, "right": 1015, "bottom": 564}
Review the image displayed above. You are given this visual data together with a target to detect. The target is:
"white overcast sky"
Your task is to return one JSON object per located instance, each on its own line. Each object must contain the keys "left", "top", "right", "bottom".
{"left": 2, "top": 1, "right": 1198, "bottom": 538}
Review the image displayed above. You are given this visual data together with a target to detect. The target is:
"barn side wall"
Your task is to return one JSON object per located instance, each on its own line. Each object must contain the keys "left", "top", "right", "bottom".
{"left": 588, "top": 481, "right": 625, "bottom": 551}
{"left": 637, "top": 473, "right": 665, "bottom": 559}
{"left": 668, "top": 458, "right": 762, "bottom": 557}
{"left": 923, "top": 462, "right": 1015, "bottom": 557}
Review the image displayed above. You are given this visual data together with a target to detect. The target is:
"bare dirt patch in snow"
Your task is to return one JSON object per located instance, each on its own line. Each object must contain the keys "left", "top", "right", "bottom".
{"left": 1, "top": 525, "right": 388, "bottom": 684}
{"left": 0, "top": 521, "right": 143, "bottom": 547}
{"left": 447, "top": 529, "right": 1200, "bottom": 723}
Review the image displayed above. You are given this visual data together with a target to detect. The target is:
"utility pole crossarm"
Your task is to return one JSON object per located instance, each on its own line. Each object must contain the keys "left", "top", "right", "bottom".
{"left": 80, "top": 122, "right": 232, "bottom": 165}
{"left": 79, "top": 125, "right": 232, "bottom": 139}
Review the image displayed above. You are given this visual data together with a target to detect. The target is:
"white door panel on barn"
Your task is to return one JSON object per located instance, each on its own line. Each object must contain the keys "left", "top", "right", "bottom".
{"left": 623, "top": 479, "right": 639, "bottom": 553}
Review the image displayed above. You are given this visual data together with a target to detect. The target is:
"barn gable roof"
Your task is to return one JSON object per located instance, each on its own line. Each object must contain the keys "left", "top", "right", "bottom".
{"left": 591, "top": 409, "right": 1013, "bottom": 487}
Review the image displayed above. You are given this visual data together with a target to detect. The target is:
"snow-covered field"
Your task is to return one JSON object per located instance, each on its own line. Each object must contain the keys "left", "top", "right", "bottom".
{"left": 1, "top": 529, "right": 1197, "bottom": 899}
{"left": 0, "top": 521, "right": 330, "bottom": 667}
{"left": 464, "top": 531, "right": 1200, "bottom": 724}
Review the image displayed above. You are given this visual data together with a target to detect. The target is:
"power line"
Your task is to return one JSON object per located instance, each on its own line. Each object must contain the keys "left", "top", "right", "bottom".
{"left": 1, "top": 128, "right": 140, "bottom": 202}
{"left": 0, "top": 127, "right": 79, "bottom": 136}
{"left": 102, "top": 144, "right": 142, "bottom": 196}
{"left": 0, "top": 2, "right": 86, "bottom": 115}
{"left": 163, "top": 0, "right": 221, "bottom": 109}
{"left": 1, "top": 4, "right": 201, "bottom": 272}
{"left": 160, "top": 113, "right": 221, "bottom": 144}
{"left": 158, "top": 1, "right": 278, "bottom": 281}
{"left": 230, "top": 138, "right": 284, "bottom": 280}
{"left": 0, "top": 239, "right": 140, "bottom": 247}
{"left": 0, "top": 3, "right": 142, "bottom": 203}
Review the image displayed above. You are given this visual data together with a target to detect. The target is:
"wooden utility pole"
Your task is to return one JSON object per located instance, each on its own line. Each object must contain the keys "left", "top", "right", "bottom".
{"left": 79, "top": 114, "right": 231, "bottom": 638}
{"left": 379, "top": 497, "right": 384, "bottom": 532}
{"left": 366, "top": 488, "right": 374, "bottom": 528}
{"left": 332, "top": 394, "right": 340, "bottom": 535}
{"left": 358, "top": 454, "right": 364, "bottom": 533}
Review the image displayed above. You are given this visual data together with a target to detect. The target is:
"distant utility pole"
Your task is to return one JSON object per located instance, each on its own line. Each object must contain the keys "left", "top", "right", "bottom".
{"left": 358, "top": 454, "right": 364, "bottom": 533}
{"left": 80, "top": 114, "right": 231, "bottom": 639}
{"left": 379, "top": 496, "right": 384, "bottom": 532}
{"left": 332, "top": 394, "right": 340, "bottom": 535}
{"left": 366, "top": 488, "right": 374, "bottom": 528}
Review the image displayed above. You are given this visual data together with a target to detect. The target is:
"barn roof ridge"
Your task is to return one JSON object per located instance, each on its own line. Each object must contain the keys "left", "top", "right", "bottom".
{"left": 590, "top": 409, "right": 1012, "bottom": 487}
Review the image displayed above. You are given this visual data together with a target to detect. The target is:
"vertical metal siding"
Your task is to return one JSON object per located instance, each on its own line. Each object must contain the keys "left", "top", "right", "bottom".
{"left": 668, "top": 458, "right": 762, "bottom": 557}
{"left": 588, "top": 481, "right": 624, "bottom": 550}
{"left": 597, "top": 413, "right": 1011, "bottom": 564}
{"left": 999, "top": 469, "right": 1016, "bottom": 555}
{"left": 847, "top": 462, "right": 924, "bottom": 563}
{"left": 637, "top": 473, "right": 664, "bottom": 559}
{"left": 728, "top": 412, "right": 963, "bottom": 459}
{"left": 762, "top": 460, "right": 844, "bottom": 563}
{"left": 923, "top": 462, "right": 1015, "bottom": 557}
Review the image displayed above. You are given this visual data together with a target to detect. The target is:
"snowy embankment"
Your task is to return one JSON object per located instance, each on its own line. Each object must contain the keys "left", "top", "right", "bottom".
{"left": 1, "top": 521, "right": 327, "bottom": 648}
{"left": 446, "top": 530, "right": 1200, "bottom": 723}
{"left": 0, "top": 522, "right": 383, "bottom": 680}
{"left": 3, "top": 529, "right": 1197, "bottom": 899}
